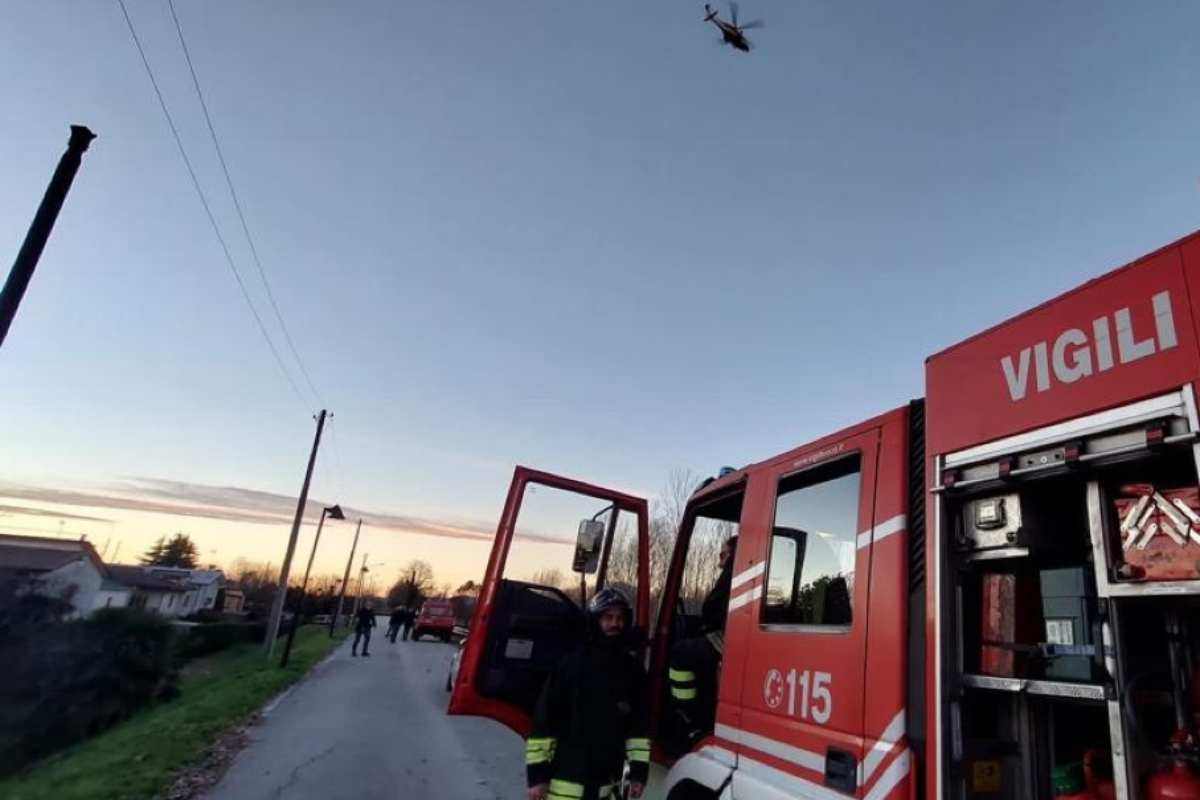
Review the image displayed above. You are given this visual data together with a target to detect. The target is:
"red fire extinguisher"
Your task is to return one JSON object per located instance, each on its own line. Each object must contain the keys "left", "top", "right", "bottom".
{"left": 1082, "top": 750, "right": 1116, "bottom": 800}
{"left": 1145, "top": 757, "right": 1200, "bottom": 800}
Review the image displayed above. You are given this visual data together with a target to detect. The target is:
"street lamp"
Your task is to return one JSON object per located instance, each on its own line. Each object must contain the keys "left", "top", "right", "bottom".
{"left": 351, "top": 558, "right": 386, "bottom": 617}
{"left": 280, "top": 504, "right": 345, "bottom": 667}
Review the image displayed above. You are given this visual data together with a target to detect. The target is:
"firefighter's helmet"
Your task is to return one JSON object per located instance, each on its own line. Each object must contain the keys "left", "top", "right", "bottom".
{"left": 588, "top": 586, "right": 632, "bottom": 616}
{"left": 588, "top": 586, "right": 634, "bottom": 639}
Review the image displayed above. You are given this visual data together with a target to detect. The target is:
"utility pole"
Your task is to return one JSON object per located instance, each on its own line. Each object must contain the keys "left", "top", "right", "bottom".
{"left": 330, "top": 519, "right": 361, "bottom": 637}
{"left": 1, "top": 125, "right": 96, "bottom": 351}
{"left": 265, "top": 409, "right": 328, "bottom": 658}
{"left": 279, "top": 504, "right": 343, "bottom": 667}
{"left": 351, "top": 553, "right": 368, "bottom": 617}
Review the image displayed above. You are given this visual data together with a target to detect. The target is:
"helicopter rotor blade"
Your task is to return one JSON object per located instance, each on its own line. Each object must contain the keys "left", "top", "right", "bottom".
{"left": 740, "top": 19, "right": 764, "bottom": 30}
{"left": 729, "top": 1, "right": 739, "bottom": 26}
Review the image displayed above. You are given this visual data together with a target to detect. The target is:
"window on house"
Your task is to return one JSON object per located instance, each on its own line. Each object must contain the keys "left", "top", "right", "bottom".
{"left": 762, "top": 454, "right": 861, "bottom": 628}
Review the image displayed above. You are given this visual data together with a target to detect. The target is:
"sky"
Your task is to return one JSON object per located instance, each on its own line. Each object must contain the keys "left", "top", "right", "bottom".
{"left": 2, "top": 1, "right": 1200, "bottom": 590}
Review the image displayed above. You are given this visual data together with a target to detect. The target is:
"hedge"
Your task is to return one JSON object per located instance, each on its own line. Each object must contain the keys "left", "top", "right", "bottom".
{"left": 0, "top": 607, "right": 177, "bottom": 775}
{"left": 174, "top": 621, "right": 266, "bottom": 660}
{"left": 0, "top": 606, "right": 265, "bottom": 776}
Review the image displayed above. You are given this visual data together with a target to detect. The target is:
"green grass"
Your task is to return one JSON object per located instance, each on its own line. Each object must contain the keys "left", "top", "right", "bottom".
{"left": 0, "top": 626, "right": 349, "bottom": 800}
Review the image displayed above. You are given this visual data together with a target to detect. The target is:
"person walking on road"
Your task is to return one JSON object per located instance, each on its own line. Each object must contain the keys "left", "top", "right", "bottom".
{"left": 525, "top": 587, "right": 649, "bottom": 800}
{"left": 401, "top": 606, "right": 415, "bottom": 641}
{"left": 387, "top": 607, "right": 404, "bottom": 643}
{"left": 352, "top": 603, "right": 376, "bottom": 657}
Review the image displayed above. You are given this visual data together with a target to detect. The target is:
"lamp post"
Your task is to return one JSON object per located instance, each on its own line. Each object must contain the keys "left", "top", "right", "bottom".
{"left": 330, "top": 519, "right": 362, "bottom": 637}
{"left": 279, "top": 504, "right": 344, "bottom": 667}
{"left": 351, "top": 557, "right": 385, "bottom": 617}
{"left": 1, "top": 126, "right": 96, "bottom": 351}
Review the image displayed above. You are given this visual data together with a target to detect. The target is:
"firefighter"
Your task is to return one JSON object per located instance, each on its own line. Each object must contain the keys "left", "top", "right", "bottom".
{"left": 525, "top": 587, "right": 649, "bottom": 800}
{"left": 666, "top": 535, "right": 737, "bottom": 747}
{"left": 351, "top": 602, "right": 376, "bottom": 657}
{"left": 387, "top": 607, "right": 404, "bottom": 643}
{"left": 401, "top": 606, "right": 415, "bottom": 641}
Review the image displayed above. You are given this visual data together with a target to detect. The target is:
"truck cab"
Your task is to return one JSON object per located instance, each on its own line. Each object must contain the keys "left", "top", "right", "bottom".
{"left": 450, "top": 409, "right": 924, "bottom": 800}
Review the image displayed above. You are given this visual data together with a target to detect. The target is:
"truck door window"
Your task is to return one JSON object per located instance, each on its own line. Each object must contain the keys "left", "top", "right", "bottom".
{"left": 510, "top": 484, "right": 625, "bottom": 604}
{"left": 598, "top": 508, "right": 640, "bottom": 601}
{"left": 763, "top": 454, "right": 861, "bottom": 627}
{"left": 677, "top": 492, "right": 742, "bottom": 621}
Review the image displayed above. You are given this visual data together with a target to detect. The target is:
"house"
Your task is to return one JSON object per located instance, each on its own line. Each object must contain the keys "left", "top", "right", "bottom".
{"left": 105, "top": 565, "right": 227, "bottom": 618}
{"left": 0, "top": 534, "right": 132, "bottom": 618}
{"left": 216, "top": 587, "right": 245, "bottom": 614}
{"left": 106, "top": 565, "right": 187, "bottom": 616}
{"left": 144, "top": 567, "right": 224, "bottom": 615}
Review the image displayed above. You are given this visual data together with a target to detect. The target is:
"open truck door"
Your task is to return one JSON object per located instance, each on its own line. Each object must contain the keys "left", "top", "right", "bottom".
{"left": 448, "top": 466, "right": 650, "bottom": 735}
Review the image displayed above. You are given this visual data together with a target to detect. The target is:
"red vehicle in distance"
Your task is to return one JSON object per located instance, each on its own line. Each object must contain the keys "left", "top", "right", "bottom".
{"left": 413, "top": 598, "right": 456, "bottom": 642}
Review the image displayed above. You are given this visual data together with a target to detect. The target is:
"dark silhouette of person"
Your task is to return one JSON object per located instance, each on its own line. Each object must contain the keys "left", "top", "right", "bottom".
{"left": 387, "top": 607, "right": 404, "bottom": 643}
{"left": 352, "top": 603, "right": 376, "bottom": 657}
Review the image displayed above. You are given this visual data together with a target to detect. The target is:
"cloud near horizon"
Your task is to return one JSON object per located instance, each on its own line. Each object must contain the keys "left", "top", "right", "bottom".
{"left": 0, "top": 503, "right": 112, "bottom": 523}
{"left": 0, "top": 478, "right": 570, "bottom": 547}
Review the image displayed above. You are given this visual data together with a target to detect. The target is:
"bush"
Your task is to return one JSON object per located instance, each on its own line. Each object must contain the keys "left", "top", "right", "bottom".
{"left": 175, "top": 622, "right": 266, "bottom": 660}
{"left": 0, "top": 607, "right": 178, "bottom": 776}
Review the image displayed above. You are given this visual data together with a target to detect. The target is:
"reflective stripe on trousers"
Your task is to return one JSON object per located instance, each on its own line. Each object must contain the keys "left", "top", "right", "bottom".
{"left": 526, "top": 736, "right": 555, "bottom": 765}
{"left": 669, "top": 667, "right": 697, "bottom": 701}
{"left": 547, "top": 778, "right": 583, "bottom": 800}
{"left": 545, "top": 779, "right": 619, "bottom": 800}
{"left": 625, "top": 736, "right": 651, "bottom": 764}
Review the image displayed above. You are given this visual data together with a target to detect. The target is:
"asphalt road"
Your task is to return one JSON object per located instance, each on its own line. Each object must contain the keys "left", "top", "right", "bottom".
{"left": 204, "top": 627, "right": 527, "bottom": 800}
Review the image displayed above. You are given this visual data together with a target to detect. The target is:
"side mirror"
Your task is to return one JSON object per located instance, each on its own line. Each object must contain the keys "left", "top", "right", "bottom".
{"left": 572, "top": 519, "right": 604, "bottom": 575}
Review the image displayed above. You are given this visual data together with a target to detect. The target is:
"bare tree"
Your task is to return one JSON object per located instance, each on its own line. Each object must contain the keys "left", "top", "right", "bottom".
{"left": 388, "top": 560, "right": 435, "bottom": 608}
{"left": 648, "top": 468, "right": 702, "bottom": 619}
{"left": 224, "top": 559, "right": 279, "bottom": 614}
{"left": 604, "top": 516, "right": 639, "bottom": 594}
{"left": 529, "top": 567, "right": 567, "bottom": 589}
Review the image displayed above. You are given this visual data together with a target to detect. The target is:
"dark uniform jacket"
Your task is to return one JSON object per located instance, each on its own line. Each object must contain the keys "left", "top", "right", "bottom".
{"left": 354, "top": 607, "right": 376, "bottom": 632}
{"left": 701, "top": 562, "right": 733, "bottom": 634}
{"left": 526, "top": 638, "right": 650, "bottom": 795}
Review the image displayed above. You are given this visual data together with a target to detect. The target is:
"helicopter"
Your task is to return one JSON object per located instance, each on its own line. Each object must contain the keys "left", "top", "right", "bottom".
{"left": 703, "top": 2, "right": 763, "bottom": 52}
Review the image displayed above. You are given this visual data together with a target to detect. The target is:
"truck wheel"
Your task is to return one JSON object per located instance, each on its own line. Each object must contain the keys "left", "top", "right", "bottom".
{"left": 668, "top": 781, "right": 718, "bottom": 800}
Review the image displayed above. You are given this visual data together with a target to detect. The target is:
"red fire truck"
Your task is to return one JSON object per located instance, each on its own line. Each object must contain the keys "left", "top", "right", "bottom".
{"left": 450, "top": 229, "right": 1200, "bottom": 799}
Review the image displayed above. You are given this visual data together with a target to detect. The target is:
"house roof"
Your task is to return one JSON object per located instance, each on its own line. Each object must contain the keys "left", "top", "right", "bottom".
{"left": 0, "top": 534, "right": 106, "bottom": 575}
{"left": 106, "top": 564, "right": 186, "bottom": 592}
{"left": 144, "top": 567, "right": 224, "bottom": 585}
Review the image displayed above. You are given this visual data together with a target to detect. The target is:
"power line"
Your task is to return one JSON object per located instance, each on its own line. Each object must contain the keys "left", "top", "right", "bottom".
{"left": 116, "top": 0, "right": 308, "bottom": 409}
{"left": 166, "top": 0, "right": 323, "bottom": 407}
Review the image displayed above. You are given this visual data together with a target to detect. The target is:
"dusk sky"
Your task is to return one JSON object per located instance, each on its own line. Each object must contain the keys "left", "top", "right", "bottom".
{"left": 3, "top": 1, "right": 1200, "bottom": 589}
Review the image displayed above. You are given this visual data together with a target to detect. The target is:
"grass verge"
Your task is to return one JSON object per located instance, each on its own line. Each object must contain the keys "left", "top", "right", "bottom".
{"left": 0, "top": 626, "right": 349, "bottom": 800}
